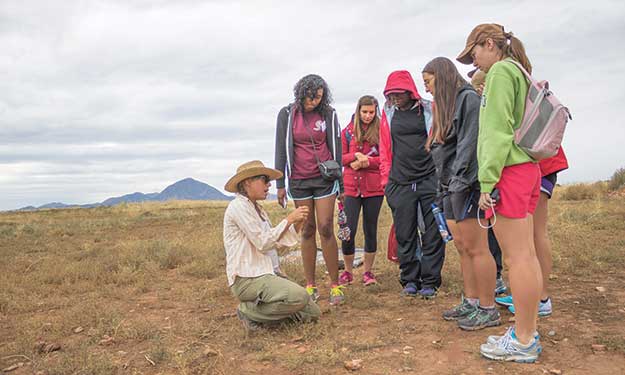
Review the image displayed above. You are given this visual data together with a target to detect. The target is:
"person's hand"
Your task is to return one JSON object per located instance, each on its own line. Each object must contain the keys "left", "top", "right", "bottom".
{"left": 337, "top": 193, "right": 345, "bottom": 203}
{"left": 477, "top": 83, "right": 485, "bottom": 96}
{"left": 355, "top": 152, "right": 368, "bottom": 162}
{"left": 287, "top": 206, "right": 309, "bottom": 225}
{"left": 478, "top": 192, "right": 494, "bottom": 211}
{"left": 277, "top": 188, "right": 287, "bottom": 208}
{"left": 350, "top": 160, "right": 361, "bottom": 170}
{"left": 360, "top": 158, "right": 369, "bottom": 168}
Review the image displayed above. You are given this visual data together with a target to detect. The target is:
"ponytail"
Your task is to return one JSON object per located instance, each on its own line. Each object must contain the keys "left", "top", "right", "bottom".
{"left": 500, "top": 32, "right": 532, "bottom": 74}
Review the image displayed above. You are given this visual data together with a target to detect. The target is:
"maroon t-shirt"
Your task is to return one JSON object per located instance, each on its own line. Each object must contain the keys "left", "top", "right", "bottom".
{"left": 291, "top": 110, "right": 332, "bottom": 180}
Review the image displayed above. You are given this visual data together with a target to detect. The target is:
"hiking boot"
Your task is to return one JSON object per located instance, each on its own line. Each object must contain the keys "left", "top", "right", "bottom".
{"left": 339, "top": 271, "right": 353, "bottom": 286}
{"left": 508, "top": 298, "right": 552, "bottom": 317}
{"left": 495, "top": 276, "right": 507, "bottom": 295}
{"left": 495, "top": 295, "right": 514, "bottom": 307}
{"left": 306, "top": 285, "right": 319, "bottom": 302}
{"left": 401, "top": 282, "right": 419, "bottom": 297}
{"left": 442, "top": 298, "right": 477, "bottom": 321}
{"left": 457, "top": 306, "right": 501, "bottom": 331}
{"left": 418, "top": 287, "right": 437, "bottom": 299}
{"left": 362, "top": 271, "right": 377, "bottom": 286}
{"left": 480, "top": 326, "right": 541, "bottom": 363}
{"left": 236, "top": 308, "right": 262, "bottom": 336}
{"left": 329, "top": 284, "right": 345, "bottom": 305}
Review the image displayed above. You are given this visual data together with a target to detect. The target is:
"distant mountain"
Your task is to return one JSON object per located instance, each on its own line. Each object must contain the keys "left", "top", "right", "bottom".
{"left": 38, "top": 202, "right": 74, "bottom": 209}
{"left": 16, "top": 178, "right": 232, "bottom": 211}
{"left": 101, "top": 192, "right": 160, "bottom": 206}
{"left": 157, "top": 178, "right": 228, "bottom": 201}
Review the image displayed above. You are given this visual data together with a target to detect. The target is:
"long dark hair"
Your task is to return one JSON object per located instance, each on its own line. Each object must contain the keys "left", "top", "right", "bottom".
{"left": 293, "top": 74, "right": 333, "bottom": 113}
{"left": 353, "top": 95, "right": 380, "bottom": 145}
{"left": 422, "top": 57, "right": 468, "bottom": 150}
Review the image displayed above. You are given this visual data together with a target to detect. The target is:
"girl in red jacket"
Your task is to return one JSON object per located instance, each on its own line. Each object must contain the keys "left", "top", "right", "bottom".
{"left": 339, "top": 95, "right": 384, "bottom": 286}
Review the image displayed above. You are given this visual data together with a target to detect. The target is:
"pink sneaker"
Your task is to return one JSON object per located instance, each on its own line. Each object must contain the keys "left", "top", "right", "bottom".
{"left": 363, "top": 271, "right": 377, "bottom": 286}
{"left": 339, "top": 271, "right": 353, "bottom": 285}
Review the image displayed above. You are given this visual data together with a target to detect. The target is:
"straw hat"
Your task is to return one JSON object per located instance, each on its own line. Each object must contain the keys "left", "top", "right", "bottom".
{"left": 224, "top": 160, "right": 283, "bottom": 193}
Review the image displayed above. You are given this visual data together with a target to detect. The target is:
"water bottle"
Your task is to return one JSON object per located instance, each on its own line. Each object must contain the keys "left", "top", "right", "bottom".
{"left": 431, "top": 203, "right": 453, "bottom": 243}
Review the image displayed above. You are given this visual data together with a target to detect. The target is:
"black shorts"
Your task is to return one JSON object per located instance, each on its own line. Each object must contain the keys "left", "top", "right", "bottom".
{"left": 288, "top": 176, "right": 339, "bottom": 201}
{"left": 443, "top": 188, "right": 484, "bottom": 222}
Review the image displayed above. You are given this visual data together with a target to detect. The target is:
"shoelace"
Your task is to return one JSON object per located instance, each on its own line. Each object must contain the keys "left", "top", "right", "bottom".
{"left": 495, "top": 327, "right": 515, "bottom": 350}
{"left": 330, "top": 285, "right": 345, "bottom": 296}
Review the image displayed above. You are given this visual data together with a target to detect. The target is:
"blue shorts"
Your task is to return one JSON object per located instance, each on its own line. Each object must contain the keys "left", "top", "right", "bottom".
{"left": 540, "top": 172, "right": 558, "bottom": 199}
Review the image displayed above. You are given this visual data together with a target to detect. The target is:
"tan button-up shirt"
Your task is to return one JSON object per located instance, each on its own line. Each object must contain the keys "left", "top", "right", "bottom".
{"left": 223, "top": 194, "right": 299, "bottom": 286}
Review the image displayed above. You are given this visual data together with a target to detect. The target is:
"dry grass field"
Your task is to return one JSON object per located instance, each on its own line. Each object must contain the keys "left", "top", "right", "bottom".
{"left": 1, "top": 184, "right": 624, "bottom": 374}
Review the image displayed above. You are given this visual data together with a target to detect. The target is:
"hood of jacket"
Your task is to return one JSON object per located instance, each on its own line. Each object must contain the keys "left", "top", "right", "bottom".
{"left": 383, "top": 70, "right": 422, "bottom": 100}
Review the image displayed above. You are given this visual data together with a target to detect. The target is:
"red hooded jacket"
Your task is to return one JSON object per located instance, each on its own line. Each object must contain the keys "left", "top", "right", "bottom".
{"left": 341, "top": 120, "right": 384, "bottom": 198}
{"left": 379, "top": 70, "right": 433, "bottom": 188}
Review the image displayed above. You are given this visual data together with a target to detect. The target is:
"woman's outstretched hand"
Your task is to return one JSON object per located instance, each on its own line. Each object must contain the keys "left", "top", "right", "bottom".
{"left": 287, "top": 206, "right": 309, "bottom": 226}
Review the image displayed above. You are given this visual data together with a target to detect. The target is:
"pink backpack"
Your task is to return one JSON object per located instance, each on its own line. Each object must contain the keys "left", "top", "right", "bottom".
{"left": 508, "top": 60, "right": 571, "bottom": 160}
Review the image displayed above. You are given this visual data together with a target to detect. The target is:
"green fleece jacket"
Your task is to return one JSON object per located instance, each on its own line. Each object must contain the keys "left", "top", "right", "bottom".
{"left": 478, "top": 58, "right": 534, "bottom": 193}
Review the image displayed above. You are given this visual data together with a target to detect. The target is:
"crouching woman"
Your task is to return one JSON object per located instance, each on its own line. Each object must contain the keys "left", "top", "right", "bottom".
{"left": 223, "top": 160, "right": 321, "bottom": 332}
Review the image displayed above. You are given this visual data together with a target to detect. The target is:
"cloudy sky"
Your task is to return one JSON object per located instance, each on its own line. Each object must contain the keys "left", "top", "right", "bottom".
{"left": 1, "top": 0, "right": 623, "bottom": 210}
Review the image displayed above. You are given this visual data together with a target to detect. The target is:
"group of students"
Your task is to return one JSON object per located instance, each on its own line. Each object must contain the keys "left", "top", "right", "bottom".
{"left": 222, "top": 23, "right": 569, "bottom": 363}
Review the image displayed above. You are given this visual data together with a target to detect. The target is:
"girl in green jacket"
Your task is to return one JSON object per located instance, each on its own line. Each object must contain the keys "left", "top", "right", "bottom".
{"left": 457, "top": 23, "right": 543, "bottom": 363}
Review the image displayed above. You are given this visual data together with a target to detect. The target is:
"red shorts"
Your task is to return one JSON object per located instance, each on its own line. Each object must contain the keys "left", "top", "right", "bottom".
{"left": 485, "top": 162, "right": 541, "bottom": 219}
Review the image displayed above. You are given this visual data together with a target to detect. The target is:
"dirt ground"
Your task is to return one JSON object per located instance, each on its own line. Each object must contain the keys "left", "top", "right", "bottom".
{"left": 1, "top": 197, "right": 624, "bottom": 374}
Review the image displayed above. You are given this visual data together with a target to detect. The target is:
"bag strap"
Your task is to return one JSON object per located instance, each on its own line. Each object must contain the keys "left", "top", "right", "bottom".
{"left": 506, "top": 59, "right": 543, "bottom": 88}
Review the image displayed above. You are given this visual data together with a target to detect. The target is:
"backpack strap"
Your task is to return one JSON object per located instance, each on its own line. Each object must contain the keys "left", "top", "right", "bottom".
{"left": 345, "top": 128, "right": 352, "bottom": 152}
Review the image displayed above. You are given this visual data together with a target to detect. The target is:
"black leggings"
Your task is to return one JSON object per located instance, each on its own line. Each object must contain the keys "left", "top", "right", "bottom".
{"left": 341, "top": 195, "right": 384, "bottom": 255}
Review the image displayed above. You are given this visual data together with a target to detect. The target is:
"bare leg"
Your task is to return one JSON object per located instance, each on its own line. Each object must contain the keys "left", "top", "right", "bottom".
{"left": 364, "top": 252, "right": 376, "bottom": 273}
{"left": 493, "top": 215, "right": 543, "bottom": 344}
{"left": 448, "top": 220, "right": 478, "bottom": 299}
{"left": 314, "top": 195, "right": 339, "bottom": 285}
{"left": 458, "top": 218, "right": 496, "bottom": 306}
{"left": 344, "top": 254, "right": 355, "bottom": 274}
{"left": 295, "top": 199, "right": 317, "bottom": 286}
{"left": 533, "top": 193, "right": 552, "bottom": 300}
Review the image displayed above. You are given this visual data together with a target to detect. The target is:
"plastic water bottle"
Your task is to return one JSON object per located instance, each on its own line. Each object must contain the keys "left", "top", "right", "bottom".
{"left": 431, "top": 203, "right": 453, "bottom": 243}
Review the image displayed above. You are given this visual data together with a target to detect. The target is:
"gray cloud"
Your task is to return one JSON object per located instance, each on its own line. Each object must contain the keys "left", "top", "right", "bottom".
{"left": 1, "top": 0, "right": 624, "bottom": 210}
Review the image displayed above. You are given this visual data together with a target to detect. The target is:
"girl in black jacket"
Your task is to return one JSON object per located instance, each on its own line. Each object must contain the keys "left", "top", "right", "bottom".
{"left": 422, "top": 57, "right": 500, "bottom": 331}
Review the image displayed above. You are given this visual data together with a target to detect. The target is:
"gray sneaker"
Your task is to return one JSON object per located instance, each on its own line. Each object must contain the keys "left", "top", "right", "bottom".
{"left": 442, "top": 298, "right": 477, "bottom": 321}
{"left": 457, "top": 307, "right": 501, "bottom": 331}
{"left": 480, "top": 327, "right": 541, "bottom": 363}
{"left": 494, "top": 276, "right": 507, "bottom": 295}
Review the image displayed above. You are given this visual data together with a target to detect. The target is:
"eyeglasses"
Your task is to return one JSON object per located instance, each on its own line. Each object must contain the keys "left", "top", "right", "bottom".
{"left": 252, "top": 175, "right": 270, "bottom": 183}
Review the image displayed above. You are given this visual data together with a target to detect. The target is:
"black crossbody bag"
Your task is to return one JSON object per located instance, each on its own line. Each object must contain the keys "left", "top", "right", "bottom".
{"left": 303, "top": 117, "right": 341, "bottom": 181}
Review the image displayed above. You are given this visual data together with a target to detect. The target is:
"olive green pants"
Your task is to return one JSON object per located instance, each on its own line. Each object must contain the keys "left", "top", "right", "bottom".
{"left": 231, "top": 274, "right": 320, "bottom": 324}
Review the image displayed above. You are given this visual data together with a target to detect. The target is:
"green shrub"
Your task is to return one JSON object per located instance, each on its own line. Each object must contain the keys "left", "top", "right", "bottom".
{"left": 608, "top": 167, "right": 625, "bottom": 191}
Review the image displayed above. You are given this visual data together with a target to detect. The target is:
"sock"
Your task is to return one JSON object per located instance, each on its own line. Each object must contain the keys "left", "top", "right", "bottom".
{"left": 540, "top": 297, "right": 550, "bottom": 304}
{"left": 466, "top": 298, "right": 479, "bottom": 306}
{"left": 479, "top": 305, "right": 496, "bottom": 310}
